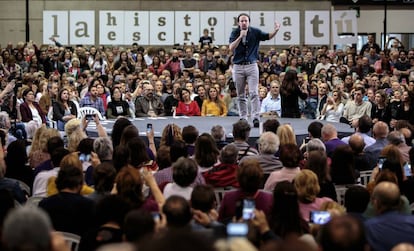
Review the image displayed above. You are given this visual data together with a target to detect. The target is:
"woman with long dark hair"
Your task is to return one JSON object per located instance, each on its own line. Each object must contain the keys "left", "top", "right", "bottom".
{"left": 269, "top": 181, "right": 309, "bottom": 239}
{"left": 52, "top": 88, "right": 77, "bottom": 131}
{"left": 280, "top": 70, "right": 308, "bottom": 118}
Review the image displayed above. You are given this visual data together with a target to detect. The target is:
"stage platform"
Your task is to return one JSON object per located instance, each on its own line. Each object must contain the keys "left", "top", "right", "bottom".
{"left": 87, "top": 116, "right": 354, "bottom": 146}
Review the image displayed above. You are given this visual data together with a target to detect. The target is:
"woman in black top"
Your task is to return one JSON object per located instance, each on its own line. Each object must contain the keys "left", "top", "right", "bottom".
{"left": 280, "top": 70, "right": 308, "bottom": 118}
{"left": 52, "top": 88, "right": 77, "bottom": 131}
{"left": 106, "top": 87, "right": 131, "bottom": 119}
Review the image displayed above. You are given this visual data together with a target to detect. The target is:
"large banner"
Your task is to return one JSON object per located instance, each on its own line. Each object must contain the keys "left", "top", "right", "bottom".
{"left": 43, "top": 10, "right": 357, "bottom": 46}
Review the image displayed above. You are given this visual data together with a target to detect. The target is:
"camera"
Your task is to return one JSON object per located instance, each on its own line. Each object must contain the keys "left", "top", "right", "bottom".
{"left": 309, "top": 211, "right": 331, "bottom": 224}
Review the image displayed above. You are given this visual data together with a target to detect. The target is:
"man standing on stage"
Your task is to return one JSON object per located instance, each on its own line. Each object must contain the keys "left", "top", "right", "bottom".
{"left": 230, "top": 13, "right": 281, "bottom": 127}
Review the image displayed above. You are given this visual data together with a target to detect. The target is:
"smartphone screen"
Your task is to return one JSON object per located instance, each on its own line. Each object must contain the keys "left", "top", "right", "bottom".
{"left": 242, "top": 199, "right": 255, "bottom": 220}
{"left": 146, "top": 123, "right": 153, "bottom": 133}
{"left": 227, "top": 223, "right": 248, "bottom": 237}
{"left": 309, "top": 211, "right": 331, "bottom": 224}
{"left": 378, "top": 157, "right": 386, "bottom": 169}
{"left": 404, "top": 162, "right": 412, "bottom": 177}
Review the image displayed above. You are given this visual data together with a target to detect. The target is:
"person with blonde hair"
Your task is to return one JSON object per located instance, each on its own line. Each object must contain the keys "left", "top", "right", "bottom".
{"left": 277, "top": 124, "right": 297, "bottom": 146}
{"left": 294, "top": 169, "right": 333, "bottom": 222}
{"left": 29, "top": 126, "right": 60, "bottom": 169}
{"left": 65, "top": 118, "right": 87, "bottom": 152}
{"left": 159, "top": 123, "right": 183, "bottom": 149}
{"left": 46, "top": 152, "right": 94, "bottom": 196}
{"left": 201, "top": 86, "right": 227, "bottom": 117}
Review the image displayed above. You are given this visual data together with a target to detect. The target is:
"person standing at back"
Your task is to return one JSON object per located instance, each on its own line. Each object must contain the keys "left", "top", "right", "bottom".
{"left": 229, "top": 13, "right": 280, "bottom": 127}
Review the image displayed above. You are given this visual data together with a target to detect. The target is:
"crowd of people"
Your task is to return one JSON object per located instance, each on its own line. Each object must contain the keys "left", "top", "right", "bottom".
{"left": 0, "top": 35, "right": 414, "bottom": 251}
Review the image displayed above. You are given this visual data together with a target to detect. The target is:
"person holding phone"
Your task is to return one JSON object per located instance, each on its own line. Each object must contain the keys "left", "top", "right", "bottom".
{"left": 229, "top": 13, "right": 281, "bottom": 127}
{"left": 218, "top": 158, "right": 273, "bottom": 223}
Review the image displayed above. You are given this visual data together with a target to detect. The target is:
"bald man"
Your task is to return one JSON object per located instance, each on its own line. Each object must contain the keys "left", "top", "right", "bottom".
{"left": 364, "top": 121, "right": 389, "bottom": 169}
{"left": 349, "top": 134, "right": 371, "bottom": 171}
{"left": 365, "top": 182, "right": 414, "bottom": 251}
{"left": 321, "top": 123, "right": 347, "bottom": 157}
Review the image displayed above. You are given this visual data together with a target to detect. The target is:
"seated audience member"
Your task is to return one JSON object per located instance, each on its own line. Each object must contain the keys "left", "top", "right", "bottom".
{"left": 32, "top": 147, "right": 69, "bottom": 197}
{"left": 218, "top": 159, "right": 273, "bottom": 223}
{"left": 20, "top": 88, "right": 46, "bottom": 125}
{"left": 134, "top": 83, "right": 165, "bottom": 117}
{"left": 262, "top": 119, "right": 281, "bottom": 134}
{"left": 52, "top": 88, "right": 77, "bottom": 131}
{"left": 194, "top": 133, "right": 220, "bottom": 172}
{"left": 115, "top": 166, "right": 163, "bottom": 213}
{"left": 86, "top": 162, "right": 117, "bottom": 202}
{"left": 306, "top": 150, "right": 337, "bottom": 201}
{"left": 321, "top": 123, "right": 347, "bottom": 158}
{"left": 387, "top": 130, "right": 411, "bottom": 164}
{"left": 190, "top": 185, "right": 223, "bottom": 230}
{"left": 269, "top": 181, "right": 310, "bottom": 239}
{"left": 318, "top": 215, "right": 369, "bottom": 251}
{"left": 365, "top": 182, "right": 414, "bottom": 251}
{"left": 175, "top": 88, "right": 201, "bottom": 116}
{"left": 349, "top": 134, "right": 371, "bottom": 171}
{"left": 46, "top": 152, "right": 94, "bottom": 196}
{"left": 124, "top": 209, "right": 156, "bottom": 245}
{"left": 240, "top": 131, "right": 282, "bottom": 173}
{"left": 80, "top": 84, "right": 105, "bottom": 116}
{"left": 2, "top": 207, "right": 57, "bottom": 251}
{"left": 330, "top": 145, "right": 357, "bottom": 185}
{"left": 39, "top": 159, "right": 95, "bottom": 236}
{"left": 201, "top": 86, "right": 227, "bottom": 117}
{"left": 344, "top": 185, "right": 370, "bottom": 221}
{"left": 163, "top": 157, "right": 198, "bottom": 200}
{"left": 106, "top": 86, "right": 131, "bottom": 119}
{"left": 364, "top": 121, "right": 389, "bottom": 169}
{"left": 203, "top": 144, "right": 239, "bottom": 188}
{"left": 260, "top": 80, "right": 282, "bottom": 117}
{"left": 210, "top": 125, "right": 229, "bottom": 150}
{"left": 264, "top": 144, "right": 301, "bottom": 192}
{"left": 341, "top": 115, "right": 375, "bottom": 148}
{"left": 182, "top": 125, "right": 199, "bottom": 156}
{"left": 79, "top": 195, "right": 130, "bottom": 251}
{"left": 162, "top": 195, "right": 193, "bottom": 229}
{"left": 294, "top": 169, "right": 333, "bottom": 222}
{"left": 33, "top": 136, "right": 64, "bottom": 176}
{"left": 230, "top": 119, "right": 258, "bottom": 161}
{"left": 4, "top": 140, "right": 33, "bottom": 190}
{"left": 155, "top": 140, "right": 204, "bottom": 188}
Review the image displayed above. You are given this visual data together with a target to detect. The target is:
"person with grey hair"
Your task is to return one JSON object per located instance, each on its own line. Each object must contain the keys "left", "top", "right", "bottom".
{"left": 230, "top": 119, "right": 258, "bottom": 161}
{"left": 306, "top": 138, "right": 326, "bottom": 153}
{"left": 364, "top": 121, "right": 389, "bottom": 169}
{"left": 240, "top": 131, "right": 282, "bottom": 173}
{"left": 210, "top": 125, "right": 228, "bottom": 150}
{"left": 388, "top": 131, "right": 411, "bottom": 163}
{"left": 93, "top": 137, "right": 114, "bottom": 163}
{"left": 2, "top": 206, "right": 54, "bottom": 251}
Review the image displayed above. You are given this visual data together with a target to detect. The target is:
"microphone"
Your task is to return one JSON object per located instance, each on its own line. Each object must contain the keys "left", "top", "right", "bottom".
{"left": 241, "top": 28, "right": 247, "bottom": 45}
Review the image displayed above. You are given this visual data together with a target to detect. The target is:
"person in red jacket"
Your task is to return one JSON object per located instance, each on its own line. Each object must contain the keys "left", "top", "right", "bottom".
{"left": 175, "top": 88, "right": 200, "bottom": 116}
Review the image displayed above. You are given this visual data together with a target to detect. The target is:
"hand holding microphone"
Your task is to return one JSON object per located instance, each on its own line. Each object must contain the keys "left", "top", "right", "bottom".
{"left": 240, "top": 28, "right": 248, "bottom": 44}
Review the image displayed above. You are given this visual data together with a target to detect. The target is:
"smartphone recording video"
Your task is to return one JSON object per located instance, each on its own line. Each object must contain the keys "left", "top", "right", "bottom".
{"left": 227, "top": 223, "right": 248, "bottom": 237}
{"left": 309, "top": 211, "right": 331, "bottom": 225}
{"left": 242, "top": 199, "right": 255, "bottom": 221}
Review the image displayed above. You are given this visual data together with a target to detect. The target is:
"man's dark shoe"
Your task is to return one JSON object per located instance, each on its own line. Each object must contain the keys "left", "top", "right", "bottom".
{"left": 253, "top": 118, "right": 260, "bottom": 128}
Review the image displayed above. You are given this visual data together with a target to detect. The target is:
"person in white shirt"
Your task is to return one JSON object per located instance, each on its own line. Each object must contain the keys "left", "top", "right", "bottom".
{"left": 163, "top": 157, "right": 198, "bottom": 200}
{"left": 260, "top": 80, "right": 281, "bottom": 117}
